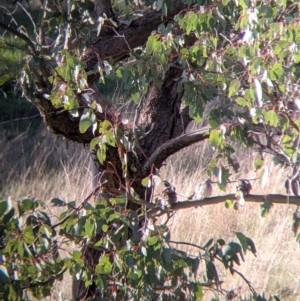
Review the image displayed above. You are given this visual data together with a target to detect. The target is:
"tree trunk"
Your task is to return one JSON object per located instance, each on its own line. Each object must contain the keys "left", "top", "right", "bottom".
{"left": 1, "top": 2, "right": 207, "bottom": 299}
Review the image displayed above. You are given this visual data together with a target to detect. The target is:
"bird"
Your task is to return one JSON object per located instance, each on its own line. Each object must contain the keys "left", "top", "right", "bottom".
{"left": 236, "top": 179, "right": 252, "bottom": 196}
{"left": 162, "top": 181, "right": 177, "bottom": 207}
{"left": 194, "top": 179, "right": 212, "bottom": 200}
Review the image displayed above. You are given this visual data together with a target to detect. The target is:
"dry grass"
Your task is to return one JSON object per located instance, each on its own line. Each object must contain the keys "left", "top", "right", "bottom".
{"left": 159, "top": 123, "right": 299, "bottom": 301}
{"left": 1, "top": 124, "right": 299, "bottom": 301}
{"left": 0, "top": 128, "right": 94, "bottom": 301}
{"left": 0, "top": 129, "right": 94, "bottom": 201}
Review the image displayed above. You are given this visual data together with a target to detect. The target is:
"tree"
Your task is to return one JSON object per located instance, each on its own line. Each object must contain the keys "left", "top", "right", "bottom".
{"left": 0, "top": 0, "right": 300, "bottom": 300}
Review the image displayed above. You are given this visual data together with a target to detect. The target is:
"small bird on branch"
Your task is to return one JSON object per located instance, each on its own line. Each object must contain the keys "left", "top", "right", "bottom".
{"left": 194, "top": 178, "right": 212, "bottom": 200}
{"left": 161, "top": 181, "right": 177, "bottom": 208}
{"left": 236, "top": 179, "right": 252, "bottom": 196}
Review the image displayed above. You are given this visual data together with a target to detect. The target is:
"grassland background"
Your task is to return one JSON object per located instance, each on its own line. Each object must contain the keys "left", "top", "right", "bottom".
{"left": 1, "top": 2, "right": 299, "bottom": 300}
{"left": 1, "top": 114, "right": 299, "bottom": 300}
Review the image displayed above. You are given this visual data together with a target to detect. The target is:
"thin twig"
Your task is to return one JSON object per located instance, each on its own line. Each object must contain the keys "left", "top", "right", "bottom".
{"left": 169, "top": 240, "right": 205, "bottom": 251}
{"left": 0, "top": 21, "right": 36, "bottom": 54}
{"left": 0, "top": 114, "right": 41, "bottom": 126}
{"left": 16, "top": 2, "right": 37, "bottom": 37}
{"left": 51, "top": 186, "right": 100, "bottom": 229}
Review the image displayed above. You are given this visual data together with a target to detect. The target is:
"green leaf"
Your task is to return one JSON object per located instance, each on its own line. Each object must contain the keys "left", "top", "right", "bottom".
{"left": 147, "top": 236, "right": 159, "bottom": 246}
{"left": 292, "top": 210, "right": 300, "bottom": 236}
{"left": 235, "top": 232, "right": 248, "bottom": 253}
{"left": 235, "top": 97, "right": 251, "bottom": 108}
{"left": 131, "top": 91, "right": 140, "bottom": 103}
{"left": 99, "top": 120, "right": 112, "bottom": 134}
{"left": 27, "top": 265, "right": 36, "bottom": 275}
{"left": 146, "top": 35, "right": 158, "bottom": 55}
{"left": 0, "top": 265, "right": 9, "bottom": 283}
{"left": 94, "top": 276, "right": 107, "bottom": 290}
{"left": 225, "top": 199, "right": 233, "bottom": 208}
{"left": 0, "top": 201, "right": 7, "bottom": 218}
{"left": 17, "top": 241, "right": 24, "bottom": 258}
{"left": 228, "top": 79, "right": 240, "bottom": 97}
{"left": 141, "top": 177, "right": 150, "bottom": 187}
{"left": 209, "top": 129, "right": 223, "bottom": 148}
{"left": 3, "top": 208, "right": 15, "bottom": 224}
{"left": 23, "top": 226, "right": 35, "bottom": 244}
{"left": 162, "top": 245, "right": 172, "bottom": 264}
{"left": 254, "top": 159, "right": 264, "bottom": 170}
{"left": 206, "top": 261, "right": 217, "bottom": 281}
{"left": 194, "top": 283, "right": 203, "bottom": 300}
{"left": 85, "top": 218, "right": 95, "bottom": 238}
{"left": 97, "top": 144, "right": 107, "bottom": 164}
{"left": 247, "top": 237, "right": 257, "bottom": 256}
{"left": 19, "top": 198, "right": 38, "bottom": 213}
{"left": 260, "top": 199, "right": 273, "bottom": 217}
{"left": 90, "top": 137, "right": 101, "bottom": 150}
{"left": 261, "top": 5, "right": 273, "bottom": 18}
{"left": 8, "top": 284, "right": 17, "bottom": 301}
{"left": 72, "top": 250, "right": 82, "bottom": 263}
{"left": 102, "top": 224, "right": 108, "bottom": 232}
{"left": 203, "top": 238, "right": 214, "bottom": 249}
{"left": 96, "top": 255, "right": 112, "bottom": 274}
{"left": 264, "top": 110, "right": 279, "bottom": 127}
{"left": 40, "top": 224, "right": 52, "bottom": 239}
{"left": 51, "top": 198, "right": 67, "bottom": 207}
{"left": 79, "top": 108, "right": 96, "bottom": 134}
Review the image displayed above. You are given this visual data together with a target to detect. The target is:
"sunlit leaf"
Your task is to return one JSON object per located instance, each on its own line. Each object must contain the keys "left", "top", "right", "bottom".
{"left": 96, "top": 255, "right": 112, "bottom": 274}
{"left": 264, "top": 110, "right": 279, "bottom": 127}
{"left": 254, "top": 159, "right": 264, "bottom": 170}
{"left": 79, "top": 108, "right": 96, "bottom": 134}
{"left": 85, "top": 218, "right": 95, "bottom": 238}
{"left": 23, "top": 226, "right": 35, "bottom": 244}
{"left": 142, "top": 177, "right": 150, "bottom": 187}
{"left": 228, "top": 78, "right": 240, "bottom": 97}
{"left": 209, "top": 129, "right": 223, "bottom": 147}
{"left": 225, "top": 199, "right": 234, "bottom": 209}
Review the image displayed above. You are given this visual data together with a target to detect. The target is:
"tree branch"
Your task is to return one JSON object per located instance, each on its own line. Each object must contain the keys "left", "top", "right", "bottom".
{"left": 172, "top": 194, "right": 300, "bottom": 209}
{"left": 82, "top": 1, "right": 186, "bottom": 78}
{"left": 141, "top": 127, "right": 210, "bottom": 176}
{"left": 0, "top": 21, "right": 36, "bottom": 54}
{"left": 146, "top": 193, "right": 300, "bottom": 218}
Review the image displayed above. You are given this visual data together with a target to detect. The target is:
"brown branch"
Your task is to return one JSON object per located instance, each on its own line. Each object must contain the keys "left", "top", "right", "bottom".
{"left": 145, "top": 193, "right": 300, "bottom": 219}
{"left": 169, "top": 240, "right": 205, "bottom": 251}
{"left": 172, "top": 194, "right": 300, "bottom": 210}
{"left": 83, "top": 1, "right": 187, "bottom": 75}
{"left": 141, "top": 127, "right": 210, "bottom": 176}
{"left": 0, "top": 21, "right": 36, "bottom": 54}
{"left": 21, "top": 268, "right": 67, "bottom": 289}
{"left": 51, "top": 186, "right": 101, "bottom": 229}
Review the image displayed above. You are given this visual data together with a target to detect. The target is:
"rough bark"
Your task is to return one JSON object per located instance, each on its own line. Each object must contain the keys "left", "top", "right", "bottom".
{"left": 137, "top": 67, "right": 185, "bottom": 157}
{"left": 1, "top": 4, "right": 210, "bottom": 299}
{"left": 82, "top": 1, "right": 186, "bottom": 80}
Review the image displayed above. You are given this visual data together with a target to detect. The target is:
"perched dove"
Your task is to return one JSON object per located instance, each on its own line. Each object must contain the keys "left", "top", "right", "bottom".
{"left": 162, "top": 185, "right": 177, "bottom": 207}
{"left": 195, "top": 179, "right": 212, "bottom": 200}
{"left": 162, "top": 181, "right": 177, "bottom": 207}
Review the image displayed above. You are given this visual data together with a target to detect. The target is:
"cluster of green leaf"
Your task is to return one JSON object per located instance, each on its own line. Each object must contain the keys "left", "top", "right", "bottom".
{"left": 110, "top": 0, "right": 300, "bottom": 173}
{"left": 0, "top": 197, "right": 63, "bottom": 301}
{"left": 0, "top": 195, "right": 277, "bottom": 301}
{"left": 38, "top": 0, "right": 300, "bottom": 185}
